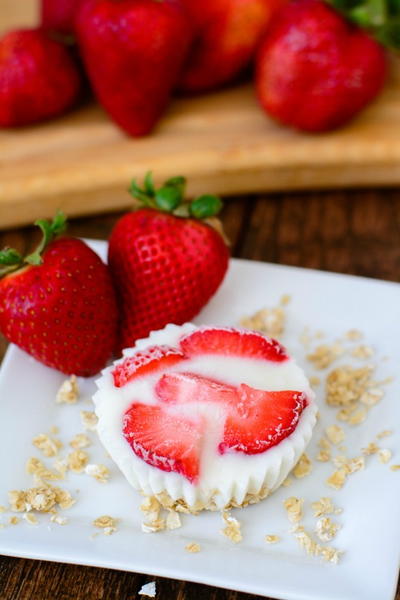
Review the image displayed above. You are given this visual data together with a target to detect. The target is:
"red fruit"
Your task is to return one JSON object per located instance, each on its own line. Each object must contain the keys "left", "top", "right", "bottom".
{"left": 113, "top": 345, "right": 185, "bottom": 387}
{"left": 41, "top": 0, "right": 83, "bottom": 34}
{"left": 0, "top": 29, "right": 81, "bottom": 127}
{"left": 156, "top": 372, "right": 237, "bottom": 405}
{"left": 221, "top": 386, "right": 308, "bottom": 454}
{"left": 256, "top": 0, "right": 387, "bottom": 132}
{"left": 0, "top": 216, "right": 117, "bottom": 376}
{"left": 123, "top": 403, "right": 205, "bottom": 483}
{"left": 180, "top": 0, "right": 284, "bottom": 92}
{"left": 108, "top": 174, "right": 229, "bottom": 352}
{"left": 180, "top": 327, "right": 288, "bottom": 362}
{"left": 75, "top": 0, "right": 193, "bottom": 136}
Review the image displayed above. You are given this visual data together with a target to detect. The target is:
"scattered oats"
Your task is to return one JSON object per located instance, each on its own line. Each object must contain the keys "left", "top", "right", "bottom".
{"left": 9, "top": 516, "right": 20, "bottom": 525}
{"left": 326, "top": 425, "right": 345, "bottom": 445}
{"left": 166, "top": 511, "right": 182, "bottom": 530}
{"left": 351, "top": 345, "right": 374, "bottom": 359}
{"left": 26, "top": 487, "right": 57, "bottom": 512}
{"left": 53, "top": 487, "right": 75, "bottom": 510}
{"left": 299, "top": 328, "right": 312, "bottom": 348}
{"left": 26, "top": 457, "right": 62, "bottom": 481}
{"left": 240, "top": 306, "right": 285, "bottom": 337}
{"left": 23, "top": 512, "right": 38, "bottom": 525}
{"left": 345, "top": 329, "right": 363, "bottom": 341}
{"left": 185, "top": 542, "right": 201, "bottom": 553}
{"left": 348, "top": 408, "right": 368, "bottom": 426}
{"left": 85, "top": 463, "right": 109, "bottom": 483}
{"left": 360, "top": 388, "right": 384, "bottom": 407}
{"left": 283, "top": 497, "right": 303, "bottom": 523}
{"left": 80, "top": 410, "right": 98, "bottom": 431}
{"left": 326, "top": 468, "right": 347, "bottom": 490}
{"left": 140, "top": 496, "right": 161, "bottom": 520}
{"left": 311, "top": 498, "right": 341, "bottom": 518}
{"left": 343, "top": 456, "right": 365, "bottom": 474}
{"left": 390, "top": 465, "right": 400, "bottom": 471}
{"left": 69, "top": 433, "right": 91, "bottom": 449}
{"left": 142, "top": 518, "right": 166, "bottom": 533}
{"left": 292, "top": 527, "right": 342, "bottom": 564}
{"left": 293, "top": 453, "right": 312, "bottom": 478}
{"left": 326, "top": 365, "right": 374, "bottom": 407}
{"left": 336, "top": 407, "right": 353, "bottom": 422}
{"left": 93, "top": 515, "right": 118, "bottom": 535}
{"left": 307, "top": 344, "right": 344, "bottom": 370}
{"left": 338, "top": 445, "right": 347, "bottom": 453}
{"left": 139, "top": 582, "right": 156, "bottom": 597}
{"left": 378, "top": 449, "right": 392, "bottom": 464}
{"left": 8, "top": 491, "right": 27, "bottom": 512}
{"left": 50, "top": 514, "right": 68, "bottom": 525}
{"left": 49, "top": 426, "right": 59, "bottom": 435}
{"left": 265, "top": 535, "right": 280, "bottom": 544}
{"left": 56, "top": 375, "right": 79, "bottom": 404}
{"left": 221, "top": 511, "right": 242, "bottom": 543}
{"left": 316, "top": 450, "right": 331, "bottom": 462}
{"left": 32, "top": 433, "right": 62, "bottom": 457}
{"left": 377, "top": 430, "right": 393, "bottom": 439}
{"left": 53, "top": 458, "right": 69, "bottom": 477}
{"left": 315, "top": 517, "right": 340, "bottom": 542}
{"left": 362, "top": 442, "right": 379, "bottom": 456}
{"left": 0, "top": 506, "right": 6, "bottom": 513}
{"left": 280, "top": 294, "right": 291, "bottom": 306}
{"left": 310, "top": 376, "right": 321, "bottom": 387}
{"left": 282, "top": 477, "right": 293, "bottom": 487}
{"left": 67, "top": 450, "right": 89, "bottom": 473}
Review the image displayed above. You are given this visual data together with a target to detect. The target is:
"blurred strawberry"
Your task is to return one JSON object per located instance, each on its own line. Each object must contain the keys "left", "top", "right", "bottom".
{"left": 179, "top": 0, "right": 284, "bottom": 92}
{"left": 75, "top": 0, "right": 193, "bottom": 136}
{"left": 0, "top": 213, "right": 118, "bottom": 376}
{"left": 41, "top": 0, "right": 83, "bottom": 35}
{"left": 255, "top": 0, "right": 387, "bottom": 131}
{"left": 0, "top": 29, "right": 81, "bottom": 127}
{"left": 108, "top": 173, "right": 229, "bottom": 351}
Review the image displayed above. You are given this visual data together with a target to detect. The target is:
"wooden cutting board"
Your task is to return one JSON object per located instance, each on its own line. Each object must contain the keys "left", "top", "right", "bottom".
{"left": 1, "top": 0, "right": 399, "bottom": 229}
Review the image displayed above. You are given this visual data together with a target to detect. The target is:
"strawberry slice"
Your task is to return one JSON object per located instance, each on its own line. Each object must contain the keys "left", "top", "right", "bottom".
{"left": 123, "top": 403, "right": 204, "bottom": 483}
{"left": 113, "top": 345, "right": 185, "bottom": 387}
{"left": 180, "top": 327, "right": 288, "bottom": 362}
{"left": 156, "top": 372, "right": 237, "bottom": 405}
{"left": 220, "top": 385, "right": 308, "bottom": 455}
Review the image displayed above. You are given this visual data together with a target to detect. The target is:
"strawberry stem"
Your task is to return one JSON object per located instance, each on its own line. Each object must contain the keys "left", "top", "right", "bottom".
{"left": 128, "top": 172, "right": 223, "bottom": 219}
{"left": 0, "top": 212, "right": 67, "bottom": 277}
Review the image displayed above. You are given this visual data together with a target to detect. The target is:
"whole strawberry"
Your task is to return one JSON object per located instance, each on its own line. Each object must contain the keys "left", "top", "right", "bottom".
{"left": 180, "top": 0, "right": 284, "bottom": 92}
{"left": 0, "top": 214, "right": 118, "bottom": 376}
{"left": 75, "top": 0, "right": 193, "bottom": 136}
{"left": 108, "top": 174, "right": 229, "bottom": 351}
{"left": 41, "top": 0, "right": 83, "bottom": 35}
{"left": 255, "top": 0, "right": 387, "bottom": 131}
{"left": 0, "top": 29, "right": 81, "bottom": 128}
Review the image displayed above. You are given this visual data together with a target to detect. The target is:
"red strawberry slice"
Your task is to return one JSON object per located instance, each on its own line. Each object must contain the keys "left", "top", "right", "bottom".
{"left": 113, "top": 345, "right": 185, "bottom": 388}
{"left": 220, "top": 385, "right": 308, "bottom": 455}
{"left": 123, "top": 403, "right": 205, "bottom": 483}
{"left": 180, "top": 327, "right": 288, "bottom": 362}
{"left": 156, "top": 372, "right": 237, "bottom": 406}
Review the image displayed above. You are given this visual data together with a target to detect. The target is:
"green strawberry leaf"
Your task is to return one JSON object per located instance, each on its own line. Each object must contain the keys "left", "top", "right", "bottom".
{"left": 190, "top": 195, "right": 223, "bottom": 219}
{"left": 144, "top": 171, "right": 155, "bottom": 195}
{"left": 0, "top": 247, "right": 23, "bottom": 266}
{"left": 155, "top": 186, "right": 182, "bottom": 212}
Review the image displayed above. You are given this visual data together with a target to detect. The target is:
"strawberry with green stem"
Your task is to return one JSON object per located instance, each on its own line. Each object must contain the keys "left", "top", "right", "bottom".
{"left": 0, "top": 213, "right": 118, "bottom": 376}
{"left": 108, "top": 173, "right": 230, "bottom": 352}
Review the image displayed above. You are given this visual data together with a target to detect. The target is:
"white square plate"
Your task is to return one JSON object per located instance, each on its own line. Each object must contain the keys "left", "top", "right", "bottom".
{"left": 0, "top": 240, "right": 399, "bottom": 600}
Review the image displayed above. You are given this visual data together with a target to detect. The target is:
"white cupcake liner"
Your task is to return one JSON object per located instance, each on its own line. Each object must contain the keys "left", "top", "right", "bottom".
{"left": 94, "top": 323, "right": 317, "bottom": 511}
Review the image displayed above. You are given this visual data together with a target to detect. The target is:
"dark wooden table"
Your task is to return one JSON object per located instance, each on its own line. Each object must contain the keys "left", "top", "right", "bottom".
{"left": 1, "top": 190, "right": 399, "bottom": 600}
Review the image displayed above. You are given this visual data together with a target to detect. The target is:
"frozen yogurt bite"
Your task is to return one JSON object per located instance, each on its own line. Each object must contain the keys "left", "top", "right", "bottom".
{"left": 93, "top": 323, "right": 317, "bottom": 511}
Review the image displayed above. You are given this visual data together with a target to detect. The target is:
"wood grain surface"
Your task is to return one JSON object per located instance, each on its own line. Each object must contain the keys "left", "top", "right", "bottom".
{"left": 0, "top": 190, "right": 399, "bottom": 600}
{"left": 2, "top": 2, "right": 400, "bottom": 229}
